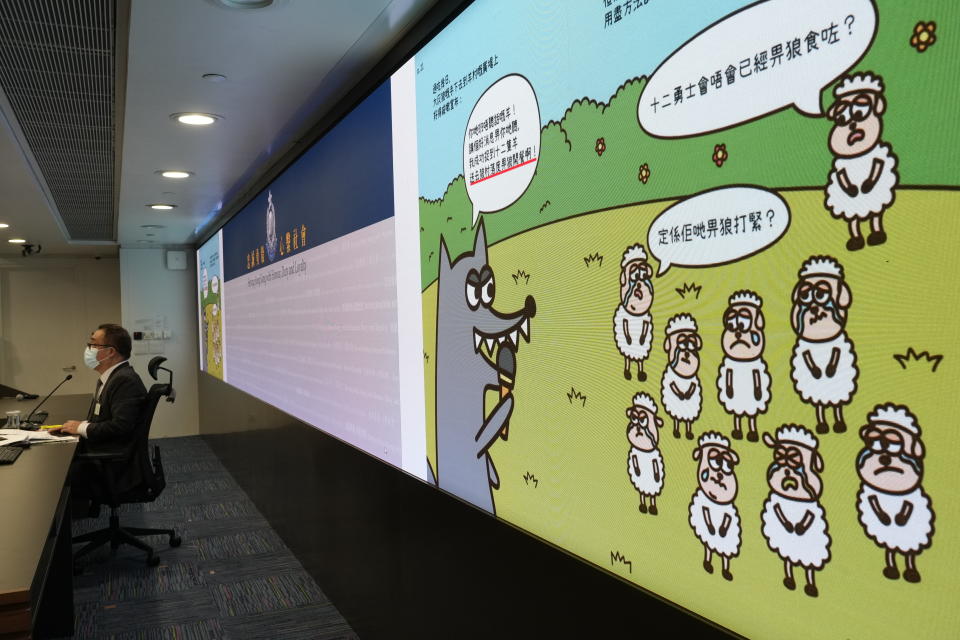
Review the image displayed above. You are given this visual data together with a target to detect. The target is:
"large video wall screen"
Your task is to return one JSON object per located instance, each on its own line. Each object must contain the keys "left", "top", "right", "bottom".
{"left": 200, "top": 1, "right": 960, "bottom": 637}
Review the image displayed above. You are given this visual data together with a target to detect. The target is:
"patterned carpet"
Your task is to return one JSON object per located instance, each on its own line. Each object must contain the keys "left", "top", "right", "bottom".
{"left": 58, "top": 436, "right": 357, "bottom": 640}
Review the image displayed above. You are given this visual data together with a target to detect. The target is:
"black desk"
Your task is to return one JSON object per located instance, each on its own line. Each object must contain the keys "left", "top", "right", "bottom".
{"left": 0, "top": 440, "right": 76, "bottom": 639}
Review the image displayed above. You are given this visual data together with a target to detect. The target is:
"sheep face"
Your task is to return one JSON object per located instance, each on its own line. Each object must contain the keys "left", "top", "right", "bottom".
{"left": 665, "top": 329, "right": 701, "bottom": 378}
{"left": 763, "top": 434, "right": 824, "bottom": 500}
{"left": 694, "top": 444, "right": 738, "bottom": 504}
{"left": 721, "top": 303, "right": 764, "bottom": 361}
{"left": 827, "top": 91, "right": 885, "bottom": 158}
{"left": 857, "top": 424, "right": 924, "bottom": 494}
{"left": 791, "top": 276, "right": 850, "bottom": 342}
{"left": 620, "top": 259, "right": 654, "bottom": 316}
{"left": 626, "top": 405, "right": 663, "bottom": 451}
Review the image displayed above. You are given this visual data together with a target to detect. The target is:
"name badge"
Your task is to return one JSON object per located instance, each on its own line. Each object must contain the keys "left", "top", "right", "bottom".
{"left": 94, "top": 403, "right": 101, "bottom": 416}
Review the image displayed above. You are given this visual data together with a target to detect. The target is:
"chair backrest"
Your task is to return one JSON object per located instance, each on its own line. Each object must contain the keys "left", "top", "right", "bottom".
{"left": 128, "top": 357, "right": 175, "bottom": 498}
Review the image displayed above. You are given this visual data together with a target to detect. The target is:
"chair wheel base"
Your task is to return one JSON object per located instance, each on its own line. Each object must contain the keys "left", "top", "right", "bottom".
{"left": 170, "top": 535, "right": 182, "bottom": 547}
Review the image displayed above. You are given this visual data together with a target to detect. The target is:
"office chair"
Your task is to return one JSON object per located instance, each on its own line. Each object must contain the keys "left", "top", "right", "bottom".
{"left": 72, "top": 356, "right": 182, "bottom": 568}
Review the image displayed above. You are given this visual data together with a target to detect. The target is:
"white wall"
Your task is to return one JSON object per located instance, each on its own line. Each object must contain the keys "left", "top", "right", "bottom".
{"left": 120, "top": 248, "right": 199, "bottom": 438}
{"left": 0, "top": 256, "right": 121, "bottom": 394}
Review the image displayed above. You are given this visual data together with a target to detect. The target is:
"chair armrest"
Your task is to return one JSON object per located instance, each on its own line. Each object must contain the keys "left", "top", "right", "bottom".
{"left": 75, "top": 447, "right": 128, "bottom": 462}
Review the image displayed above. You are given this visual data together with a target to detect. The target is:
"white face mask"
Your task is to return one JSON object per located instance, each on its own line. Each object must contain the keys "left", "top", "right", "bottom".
{"left": 83, "top": 346, "right": 102, "bottom": 369}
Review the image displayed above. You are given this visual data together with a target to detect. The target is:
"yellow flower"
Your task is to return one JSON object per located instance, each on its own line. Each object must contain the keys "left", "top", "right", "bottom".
{"left": 910, "top": 21, "right": 936, "bottom": 53}
{"left": 638, "top": 163, "right": 651, "bottom": 184}
{"left": 712, "top": 144, "right": 728, "bottom": 168}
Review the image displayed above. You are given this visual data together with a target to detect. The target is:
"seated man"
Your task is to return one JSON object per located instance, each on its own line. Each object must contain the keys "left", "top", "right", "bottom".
{"left": 58, "top": 324, "right": 147, "bottom": 500}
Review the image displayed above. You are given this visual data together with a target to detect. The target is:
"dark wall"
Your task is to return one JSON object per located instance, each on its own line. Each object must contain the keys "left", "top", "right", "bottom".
{"left": 198, "top": 374, "right": 733, "bottom": 639}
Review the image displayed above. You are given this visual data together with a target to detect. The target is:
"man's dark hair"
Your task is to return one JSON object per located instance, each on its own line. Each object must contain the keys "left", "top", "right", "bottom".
{"left": 98, "top": 323, "right": 132, "bottom": 359}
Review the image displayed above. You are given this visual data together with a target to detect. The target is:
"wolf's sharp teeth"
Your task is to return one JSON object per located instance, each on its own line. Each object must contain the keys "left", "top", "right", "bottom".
{"left": 474, "top": 332, "right": 482, "bottom": 351}
{"left": 520, "top": 318, "right": 529, "bottom": 340}
{"left": 485, "top": 338, "right": 495, "bottom": 352}
{"left": 498, "top": 335, "right": 506, "bottom": 345}
{"left": 511, "top": 330, "right": 519, "bottom": 347}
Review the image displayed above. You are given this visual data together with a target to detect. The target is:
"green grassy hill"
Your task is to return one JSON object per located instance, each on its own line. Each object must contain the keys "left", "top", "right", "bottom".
{"left": 419, "top": 1, "right": 959, "bottom": 288}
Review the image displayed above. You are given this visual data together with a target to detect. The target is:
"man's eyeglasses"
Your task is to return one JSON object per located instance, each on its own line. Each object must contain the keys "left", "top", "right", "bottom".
{"left": 86, "top": 343, "right": 113, "bottom": 350}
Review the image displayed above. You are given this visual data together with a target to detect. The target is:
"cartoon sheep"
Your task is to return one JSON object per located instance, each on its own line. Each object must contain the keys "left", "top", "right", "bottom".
{"left": 626, "top": 392, "right": 665, "bottom": 515}
{"left": 614, "top": 244, "right": 654, "bottom": 382}
{"left": 689, "top": 432, "right": 741, "bottom": 581}
{"left": 856, "top": 404, "right": 934, "bottom": 583}
{"left": 824, "top": 72, "right": 899, "bottom": 251}
{"left": 716, "top": 291, "right": 771, "bottom": 442}
{"left": 661, "top": 313, "right": 702, "bottom": 440}
{"left": 790, "top": 256, "right": 858, "bottom": 435}
{"left": 761, "top": 425, "right": 831, "bottom": 598}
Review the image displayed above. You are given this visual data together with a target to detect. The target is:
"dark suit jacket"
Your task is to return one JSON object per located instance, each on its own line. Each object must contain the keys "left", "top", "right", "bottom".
{"left": 81, "top": 362, "right": 149, "bottom": 494}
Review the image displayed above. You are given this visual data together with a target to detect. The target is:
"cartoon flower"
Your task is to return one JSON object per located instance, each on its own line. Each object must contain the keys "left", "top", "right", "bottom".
{"left": 595, "top": 137, "right": 606, "bottom": 157}
{"left": 910, "top": 21, "right": 936, "bottom": 52}
{"left": 712, "top": 144, "right": 728, "bottom": 168}
{"left": 638, "top": 163, "right": 651, "bottom": 184}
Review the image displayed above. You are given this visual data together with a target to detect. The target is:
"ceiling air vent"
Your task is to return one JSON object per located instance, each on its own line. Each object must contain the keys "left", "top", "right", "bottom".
{"left": 0, "top": 0, "right": 120, "bottom": 242}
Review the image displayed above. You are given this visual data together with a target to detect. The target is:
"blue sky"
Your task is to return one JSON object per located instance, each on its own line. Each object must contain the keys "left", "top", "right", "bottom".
{"left": 414, "top": 0, "right": 753, "bottom": 199}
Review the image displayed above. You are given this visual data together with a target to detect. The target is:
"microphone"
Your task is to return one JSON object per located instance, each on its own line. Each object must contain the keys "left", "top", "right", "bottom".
{"left": 24, "top": 374, "right": 72, "bottom": 426}
{"left": 496, "top": 344, "right": 516, "bottom": 441}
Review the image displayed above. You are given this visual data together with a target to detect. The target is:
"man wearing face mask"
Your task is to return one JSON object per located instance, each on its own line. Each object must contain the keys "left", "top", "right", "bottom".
{"left": 57, "top": 324, "right": 147, "bottom": 447}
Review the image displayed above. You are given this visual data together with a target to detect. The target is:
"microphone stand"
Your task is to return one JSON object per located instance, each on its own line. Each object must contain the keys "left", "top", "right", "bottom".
{"left": 24, "top": 374, "right": 73, "bottom": 426}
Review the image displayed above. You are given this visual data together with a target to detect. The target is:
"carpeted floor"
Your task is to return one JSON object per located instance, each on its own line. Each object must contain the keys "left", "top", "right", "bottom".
{"left": 60, "top": 436, "right": 357, "bottom": 640}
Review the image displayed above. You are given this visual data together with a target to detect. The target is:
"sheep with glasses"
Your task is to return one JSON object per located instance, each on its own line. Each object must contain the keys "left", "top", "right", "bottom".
{"left": 856, "top": 404, "right": 934, "bottom": 584}
{"left": 790, "top": 257, "right": 858, "bottom": 435}
{"left": 824, "top": 72, "right": 899, "bottom": 251}
{"left": 689, "top": 432, "right": 741, "bottom": 581}
{"left": 625, "top": 392, "right": 665, "bottom": 515}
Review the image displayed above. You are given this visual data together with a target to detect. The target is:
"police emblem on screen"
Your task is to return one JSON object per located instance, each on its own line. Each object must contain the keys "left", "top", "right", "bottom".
{"left": 265, "top": 190, "right": 278, "bottom": 262}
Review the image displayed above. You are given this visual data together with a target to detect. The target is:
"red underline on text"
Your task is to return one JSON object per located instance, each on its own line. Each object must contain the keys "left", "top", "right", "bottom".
{"left": 469, "top": 157, "right": 538, "bottom": 185}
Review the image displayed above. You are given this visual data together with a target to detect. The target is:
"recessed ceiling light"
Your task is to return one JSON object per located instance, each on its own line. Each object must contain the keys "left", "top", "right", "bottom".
{"left": 145, "top": 233, "right": 156, "bottom": 237}
{"left": 202, "top": 73, "right": 227, "bottom": 83}
{"left": 141, "top": 224, "right": 166, "bottom": 229}
{"left": 170, "top": 112, "right": 220, "bottom": 126}
{"left": 148, "top": 204, "right": 177, "bottom": 210}
{"left": 137, "top": 240, "right": 155, "bottom": 244}
{"left": 213, "top": 0, "right": 275, "bottom": 9}
{"left": 159, "top": 170, "right": 192, "bottom": 179}
{"left": 8, "top": 238, "right": 25, "bottom": 244}
{"left": 0, "top": 223, "right": 8, "bottom": 228}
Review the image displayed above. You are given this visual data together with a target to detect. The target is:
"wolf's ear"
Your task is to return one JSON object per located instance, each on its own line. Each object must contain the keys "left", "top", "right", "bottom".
{"left": 473, "top": 218, "right": 488, "bottom": 261}
{"left": 439, "top": 235, "right": 452, "bottom": 271}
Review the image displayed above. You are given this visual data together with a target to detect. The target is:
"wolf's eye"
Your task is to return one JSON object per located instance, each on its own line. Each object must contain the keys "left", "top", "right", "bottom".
{"left": 480, "top": 276, "right": 495, "bottom": 306}
{"left": 465, "top": 281, "right": 480, "bottom": 309}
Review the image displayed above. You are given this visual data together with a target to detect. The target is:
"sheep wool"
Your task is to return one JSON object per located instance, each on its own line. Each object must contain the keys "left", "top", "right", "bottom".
{"left": 628, "top": 447, "right": 664, "bottom": 497}
{"left": 825, "top": 143, "right": 898, "bottom": 220}
{"left": 791, "top": 334, "right": 858, "bottom": 405}
{"left": 716, "top": 356, "right": 771, "bottom": 416}
{"left": 661, "top": 366, "right": 702, "bottom": 422}
{"left": 689, "top": 488, "right": 741, "bottom": 558}
{"left": 857, "top": 485, "right": 934, "bottom": 553}
{"left": 762, "top": 493, "right": 831, "bottom": 569}
{"left": 614, "top": 306, "right": 653, "bottom": 362}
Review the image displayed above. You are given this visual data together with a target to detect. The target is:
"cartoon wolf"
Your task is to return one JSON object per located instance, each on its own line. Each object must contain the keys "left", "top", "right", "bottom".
{"left": 434, "top": 221, "right": 536, "bottom": 514}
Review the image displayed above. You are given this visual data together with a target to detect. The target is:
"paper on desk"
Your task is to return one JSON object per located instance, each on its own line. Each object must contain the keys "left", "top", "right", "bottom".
{"left": 0, "top": 428, "right": 77, "bottom": 444}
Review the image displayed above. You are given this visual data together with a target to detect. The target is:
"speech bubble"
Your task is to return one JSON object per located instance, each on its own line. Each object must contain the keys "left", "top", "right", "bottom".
{"left": 202, "top": 268, "right": 209, "bottom": 298}
{"left": 638, "top": 0, "right": 877, "bottom": 137}
{"left": 211, "top": 275, "right": 220, "bottom": 295}
{"left": 463, "top": 74, "right": 541, "bottom": 225}
{"left": 647, "top": 186, "right": 790, "bottom": 276}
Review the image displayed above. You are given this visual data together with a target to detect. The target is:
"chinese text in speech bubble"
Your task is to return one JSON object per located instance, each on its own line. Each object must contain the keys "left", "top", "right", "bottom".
{"left": 638, "top": 0, "right": 878, "bottom": 138}
{"left": 464, "top": 74, "right": 541, "bottom": 225}
{"left": 648, "top": 186, "right": 790, "bottom": 276}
